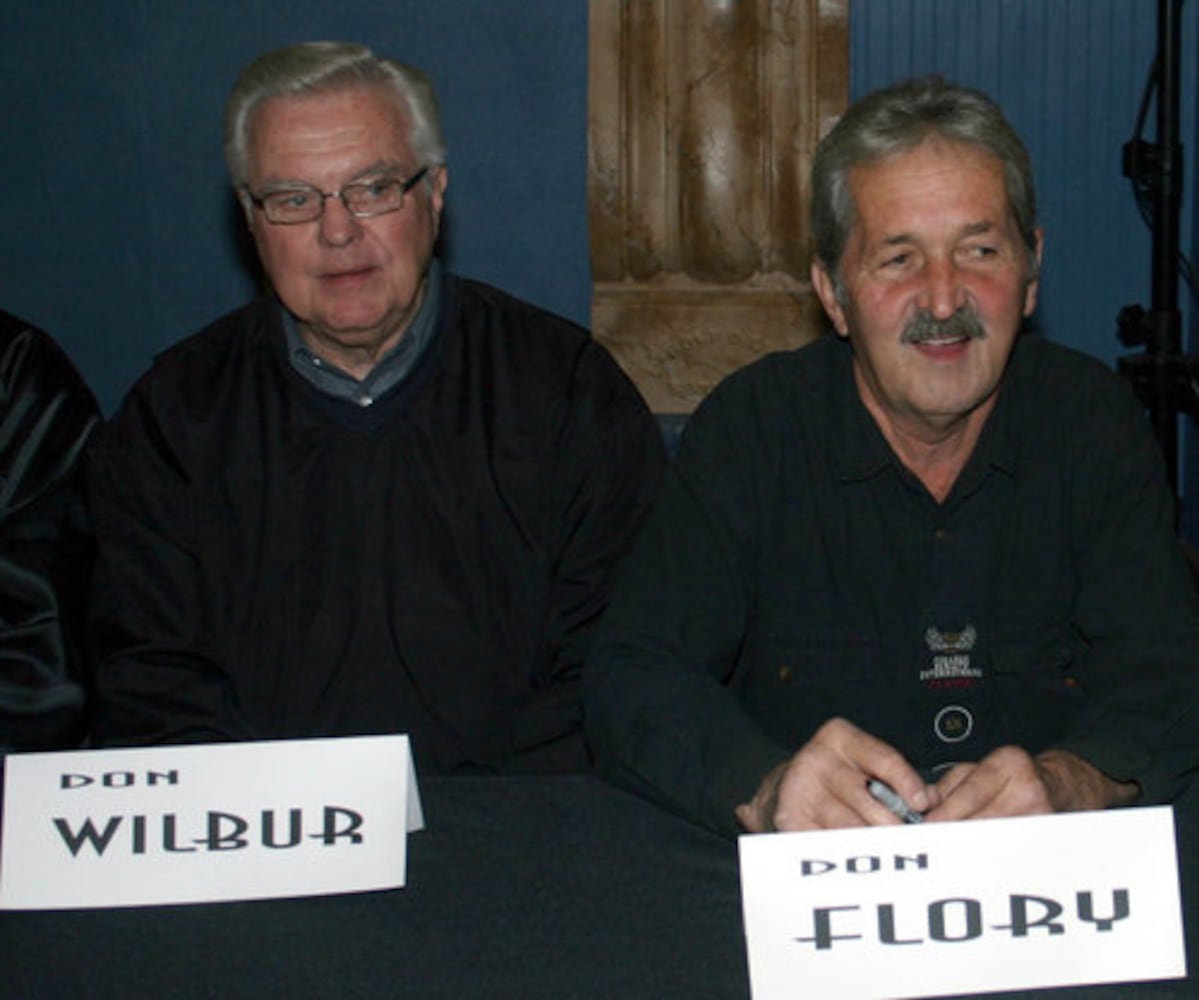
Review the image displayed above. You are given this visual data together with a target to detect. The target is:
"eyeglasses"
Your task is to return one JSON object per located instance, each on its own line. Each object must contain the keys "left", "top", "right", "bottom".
{"left": 246, "top": 167, "right": 429, "bottom": 225}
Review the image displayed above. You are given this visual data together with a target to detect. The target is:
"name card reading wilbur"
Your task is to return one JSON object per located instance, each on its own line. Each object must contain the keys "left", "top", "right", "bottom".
{"left": 0, "top": 734, "right": 423, "bottom": 910}
{"left": 739, "top": 807, "right": 1185, "bottom": 1000}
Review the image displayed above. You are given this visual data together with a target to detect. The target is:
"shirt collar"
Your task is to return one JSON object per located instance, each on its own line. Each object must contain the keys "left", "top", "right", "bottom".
{"left": 829, "top": 337, "right": 894, "bottom": 484}
{"left": 831, "top": 331, "right": 1022, "bottom": 488}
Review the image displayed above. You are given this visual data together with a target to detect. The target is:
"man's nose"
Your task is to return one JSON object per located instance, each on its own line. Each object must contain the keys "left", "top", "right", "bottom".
{"left": 919, "top": 256, "right": 966, "bottom": 319}
{"left": 317, "top": 195, "right": 362, "bottom": 247}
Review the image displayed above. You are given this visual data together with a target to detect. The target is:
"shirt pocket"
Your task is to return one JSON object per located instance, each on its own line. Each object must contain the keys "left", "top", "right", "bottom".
{"left": 743, "top": 631, "right": 888, "bottom": 748}
{"left": 987, "top": 622, "right": 1084, "bottom": 750}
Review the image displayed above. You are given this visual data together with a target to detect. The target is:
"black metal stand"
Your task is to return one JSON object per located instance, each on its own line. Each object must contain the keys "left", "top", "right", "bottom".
{"left": 1117, "top": 0, "right": 1192, "bottom": 494}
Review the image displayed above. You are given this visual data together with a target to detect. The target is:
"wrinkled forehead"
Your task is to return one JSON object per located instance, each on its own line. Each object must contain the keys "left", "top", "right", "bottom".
{"left": 842, "top": 138, "right": 1017, "bottom": 245}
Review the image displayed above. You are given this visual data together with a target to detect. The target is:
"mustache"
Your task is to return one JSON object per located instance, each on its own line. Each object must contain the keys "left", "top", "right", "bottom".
{"left": 900, "top": 307, "right": 986, "bottom": 345}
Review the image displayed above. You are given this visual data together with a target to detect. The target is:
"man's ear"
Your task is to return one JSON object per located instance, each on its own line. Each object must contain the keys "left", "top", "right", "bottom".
{"left": 1022, "top": 228, "right": 1044, "bottom": 318}
{"left": 428, "top": 166, "right": 449, "bottom": 240}
{"left": 811, "top": 258, "right": 850, "bottom": 338}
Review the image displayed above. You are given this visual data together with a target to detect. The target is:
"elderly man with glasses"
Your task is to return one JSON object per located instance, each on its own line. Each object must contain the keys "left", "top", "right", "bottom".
{"left": 86, "top": 41, "right": 664, "bottom": 774}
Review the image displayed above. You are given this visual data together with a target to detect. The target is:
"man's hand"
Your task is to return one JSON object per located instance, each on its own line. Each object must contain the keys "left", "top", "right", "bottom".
{"left": 927, "top": 746, "right": 1140, "bottom": 821}
{"left": 735, "top": 717, "right": 935, "bottom": 833}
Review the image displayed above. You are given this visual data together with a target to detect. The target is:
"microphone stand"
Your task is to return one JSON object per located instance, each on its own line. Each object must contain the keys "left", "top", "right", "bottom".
{"left": 1117, "top": 0, "right": 1193, "bottom": 496}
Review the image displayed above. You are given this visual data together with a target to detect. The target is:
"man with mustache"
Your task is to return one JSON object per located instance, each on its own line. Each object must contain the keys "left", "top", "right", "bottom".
{"left": 86, "top": 42, "right": 664, "bottom": 772}
{"left": 585, "top": 76, "right": 1199, "bottom": 835}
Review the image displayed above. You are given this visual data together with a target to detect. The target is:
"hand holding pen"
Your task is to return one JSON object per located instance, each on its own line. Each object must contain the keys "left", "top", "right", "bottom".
{"left": 736, "top": 717, "right": 936, "bottom": 833}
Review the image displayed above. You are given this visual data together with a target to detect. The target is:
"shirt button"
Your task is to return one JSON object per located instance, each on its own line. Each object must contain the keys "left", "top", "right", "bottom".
{"left": 934, "top": 528, "right": 946, "bottom": 540}
{"left": 934, "top": 705, "right": 974, "bottom": 743}
{"left": 311, "top": 357, "right": 323, "bottom": 367}
{"left": 777, "top": 665, "right": 794, "bottom": 683}
{"left": 358, "top": 395, "right": 374, "bottom": 408}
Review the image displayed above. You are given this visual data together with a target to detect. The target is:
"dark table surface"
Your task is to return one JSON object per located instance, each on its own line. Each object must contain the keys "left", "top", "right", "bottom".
{"left": 1, "top": 774, "right": 1195, "bottom": 1000}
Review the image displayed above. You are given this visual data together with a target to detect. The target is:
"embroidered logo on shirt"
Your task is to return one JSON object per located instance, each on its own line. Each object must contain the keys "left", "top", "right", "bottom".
{"left": 920, "top": 624, "right": 982, "bottom": 688}
{"left": 924, "top": 625, "right": 977, "bottom": 653}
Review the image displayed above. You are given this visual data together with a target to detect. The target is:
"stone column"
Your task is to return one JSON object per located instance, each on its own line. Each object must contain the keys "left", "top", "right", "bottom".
{"left": 589, "top": 0, "right": 849, "bottom": 413}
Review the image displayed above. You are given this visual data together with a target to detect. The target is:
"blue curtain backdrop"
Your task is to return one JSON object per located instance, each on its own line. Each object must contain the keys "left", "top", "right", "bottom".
{"left": 1, "top": 2, "right": 590, "bottom": 414}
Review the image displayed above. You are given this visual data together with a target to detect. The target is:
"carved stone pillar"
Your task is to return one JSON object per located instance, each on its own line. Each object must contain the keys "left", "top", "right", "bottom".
{"left": 588, "top": 0, "right": 849, "bottom": 413}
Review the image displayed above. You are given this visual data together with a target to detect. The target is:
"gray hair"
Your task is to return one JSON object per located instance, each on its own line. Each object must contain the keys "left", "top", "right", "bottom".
{"left": 811, "top": 76, "right": 1038, "bottom": 293}
{"left": 224, "top": 41, "right": 447, "bottom": 188}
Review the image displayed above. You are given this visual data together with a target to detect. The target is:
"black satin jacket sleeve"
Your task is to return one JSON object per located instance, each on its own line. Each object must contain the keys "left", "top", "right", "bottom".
{"left": 0, "top": 310, "right": 100, "bottom": 753}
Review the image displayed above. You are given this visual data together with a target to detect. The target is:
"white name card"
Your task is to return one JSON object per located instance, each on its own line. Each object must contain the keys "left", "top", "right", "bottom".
{"left": 0, "top": 734, "right": 423, "bottom": 910}
{"left": 739, "top": 807, "right": 1185, "bottom": 999}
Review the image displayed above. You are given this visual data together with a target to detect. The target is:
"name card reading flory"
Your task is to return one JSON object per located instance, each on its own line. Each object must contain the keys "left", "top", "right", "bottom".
{"left": 0, "top": 734, "right": 423, "bottom": 910}
{"left": 739, "top": 807, "right": 1185, "bottom": 1000}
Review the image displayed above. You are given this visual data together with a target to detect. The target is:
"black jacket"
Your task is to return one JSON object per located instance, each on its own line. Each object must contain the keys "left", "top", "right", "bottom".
{"left": 0, "top": 310, "right": 100, "bottom": 753}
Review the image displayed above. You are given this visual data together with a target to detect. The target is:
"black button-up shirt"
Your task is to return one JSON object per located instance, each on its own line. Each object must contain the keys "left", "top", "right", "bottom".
{"left": 587, "top": 332, "right": 1199, "bottom": 836}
